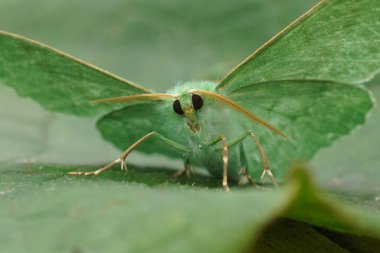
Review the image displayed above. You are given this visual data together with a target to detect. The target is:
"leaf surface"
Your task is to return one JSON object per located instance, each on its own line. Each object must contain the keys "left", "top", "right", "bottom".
{"left": 1, "top": 164, "right": 379, "bottom": 253}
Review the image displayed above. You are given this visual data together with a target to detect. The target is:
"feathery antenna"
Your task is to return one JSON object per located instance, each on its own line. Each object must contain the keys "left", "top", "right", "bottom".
{"left": 91, "top": 93, "right": 174, "bottom": 104}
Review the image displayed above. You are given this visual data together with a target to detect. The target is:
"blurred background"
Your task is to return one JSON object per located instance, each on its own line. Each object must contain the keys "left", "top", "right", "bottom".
{"left": 0, "top": 0, "right": 316, "bottom": 86}
{"left": 0, "top": 0, "right": 378, "bottom": 196}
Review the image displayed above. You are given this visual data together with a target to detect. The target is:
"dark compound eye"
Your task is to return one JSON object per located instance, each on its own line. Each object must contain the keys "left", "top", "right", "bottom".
{"left": 192, "top": 94, "right": 203, "bottom": 110}
{"left": 173, "top": 99, "right": 184, "bottom": 115}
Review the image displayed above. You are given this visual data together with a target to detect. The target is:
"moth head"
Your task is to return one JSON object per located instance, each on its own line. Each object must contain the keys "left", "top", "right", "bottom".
{"left": 172, "top": 92, "right": 203, "bottom": 133}
{"left": 90, "top": 89, "right": 287, "bottom": 139}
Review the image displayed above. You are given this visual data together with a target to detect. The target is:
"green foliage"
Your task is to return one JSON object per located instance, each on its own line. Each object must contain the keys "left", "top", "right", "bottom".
{"left": 1, "top": 164, "right": 379, "bottom": 253}
{"left": 0, "top": 0, "right": 380, "bottom": 252}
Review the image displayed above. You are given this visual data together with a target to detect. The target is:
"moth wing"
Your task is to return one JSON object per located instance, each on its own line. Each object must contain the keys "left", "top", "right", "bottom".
{"left": 217, "top": 0, "right": 380, "bottom": 93}
{"left": 229, "top": 81, "right": 373, "bottom": 179}
{"left": 96, "top": 103, "right": 188, "bottom": 159}
{"left": 0, "top": 31, "right": 152, "bottom": 116}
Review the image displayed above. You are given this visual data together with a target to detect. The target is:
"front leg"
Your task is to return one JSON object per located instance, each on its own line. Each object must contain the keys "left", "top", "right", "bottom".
{"left": 227, "top": 130, "right": 278, "bottom": 188}
{"left": 69, "top": 131, "right": 191, "bottom": 176}
{"left": 249, "top": 131, "right": 278, "bottom": 188}
{"left": 205, "top": 135, "right": 231, "bottom": 192}
{"left": 221, "top": 136, "right": 230, "bottom": 192}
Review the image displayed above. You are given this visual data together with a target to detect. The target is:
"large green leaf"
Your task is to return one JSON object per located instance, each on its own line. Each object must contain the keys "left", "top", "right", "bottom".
{"left": 0, "top": 165, "right": 288, "bottom": 253}
{"left": 311, "top": 77, "right": 380, "bottom": 199}
{"left": 0, "top": 85, "right": 122, "bottom": 164}
{"left": 1, "top": 164, "right": 379, "bottom": 253}
{"left": 218, "top": 0, "right": 380, "bottom": 93}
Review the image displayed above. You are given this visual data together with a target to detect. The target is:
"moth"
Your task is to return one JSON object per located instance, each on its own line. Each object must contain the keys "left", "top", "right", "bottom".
{"left": 0, "top": 0, "right": 378, "bottom": 191}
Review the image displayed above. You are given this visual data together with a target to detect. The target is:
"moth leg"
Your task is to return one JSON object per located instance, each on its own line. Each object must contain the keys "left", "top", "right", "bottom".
{"left": 221, "top": 135, "right": 231, "bottom": 192}
{"left": 204, "top": 135, "right": 230, "bottom": 192}
{"left": 219, "top": 130, "right": 278, "bottom": 188}
{"left": 68, "top": 131, "right": 191, "bottom": 176}
{"left": 174, "top": 159, "right": 192, "bottom": 178}
{"left": 68, "top": 132, "right": 153, "bottom": 176}
{"left": 238, "top": 167, "right": 261, "bottom": 189}
{"left": 248, "top": 131, "right": 279, "bottom": 188}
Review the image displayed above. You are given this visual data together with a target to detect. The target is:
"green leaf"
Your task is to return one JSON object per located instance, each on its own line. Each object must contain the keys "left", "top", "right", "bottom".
{"left": 1, "top": 164, "right": 379, "bottom": 253}
{"left": 254, "top": 218, "right": 352, "bottom": 253}
{"left": 218, "top": 0, "right": 380, "bottom": 92}
{"left": 311, "top": 78, "right": 380, "bottom": 204}
{"left": 0, "top": 165, "right": 290, "bottom": 253}
{"left": 0, "top": 32, "right": 151, "bottom": 116}
{"left": 0, "top": 86, "right": 121, "bottom": 164}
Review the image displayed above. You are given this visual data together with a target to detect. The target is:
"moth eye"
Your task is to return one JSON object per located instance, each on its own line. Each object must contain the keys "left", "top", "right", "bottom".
{"left": 173, "top": 99, "right": 184, "bottom": 115}
{"left": 192, "top": 94, "right": 203, "bottom": 110}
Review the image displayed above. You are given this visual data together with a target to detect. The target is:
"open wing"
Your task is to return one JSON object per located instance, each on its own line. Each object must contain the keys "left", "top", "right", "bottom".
{"left": 228, "top": 80, "right": 373, "bottom": 179}
{"left": 0, "top": 31, "right": 152, "bottom": 116}
{"left": 217, "top": 0, "right": 380, "bottom": 93}
{"left": 213, "top": 0, "right": 379, "bottom": 179}
{"left": 96, "top": 102, "right": 187, "bottom": 160}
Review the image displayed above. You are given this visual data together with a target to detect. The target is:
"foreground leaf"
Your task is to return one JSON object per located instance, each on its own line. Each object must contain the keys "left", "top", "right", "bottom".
{"left": 0, "top": 165, "right": 292, "bottom": 253}
{"left": 0, "top": 164, "right": 379, "bottom": 253}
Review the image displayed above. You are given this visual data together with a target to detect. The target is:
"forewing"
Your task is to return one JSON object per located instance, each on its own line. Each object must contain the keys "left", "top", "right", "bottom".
{"left": 229, "top": 81, "right": 373, "bottom": 179}
{"left": 96, "top": 103, "right": 187, "bottom": 160}
{"left": 0, "top": 31, "right": 152, "bottom": 116}
{"left": 217, "top": 0, "right": 380, "bottom": 93}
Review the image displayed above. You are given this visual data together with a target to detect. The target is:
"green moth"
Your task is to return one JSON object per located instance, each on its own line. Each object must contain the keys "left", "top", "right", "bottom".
{"left": 0, "top": 0, "right": 379, "bottom": 191}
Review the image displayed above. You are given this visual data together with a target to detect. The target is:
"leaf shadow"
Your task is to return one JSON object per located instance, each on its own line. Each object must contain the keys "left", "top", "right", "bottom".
{"left": 11, "top": 163, "right": 223, "bottom": 189}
